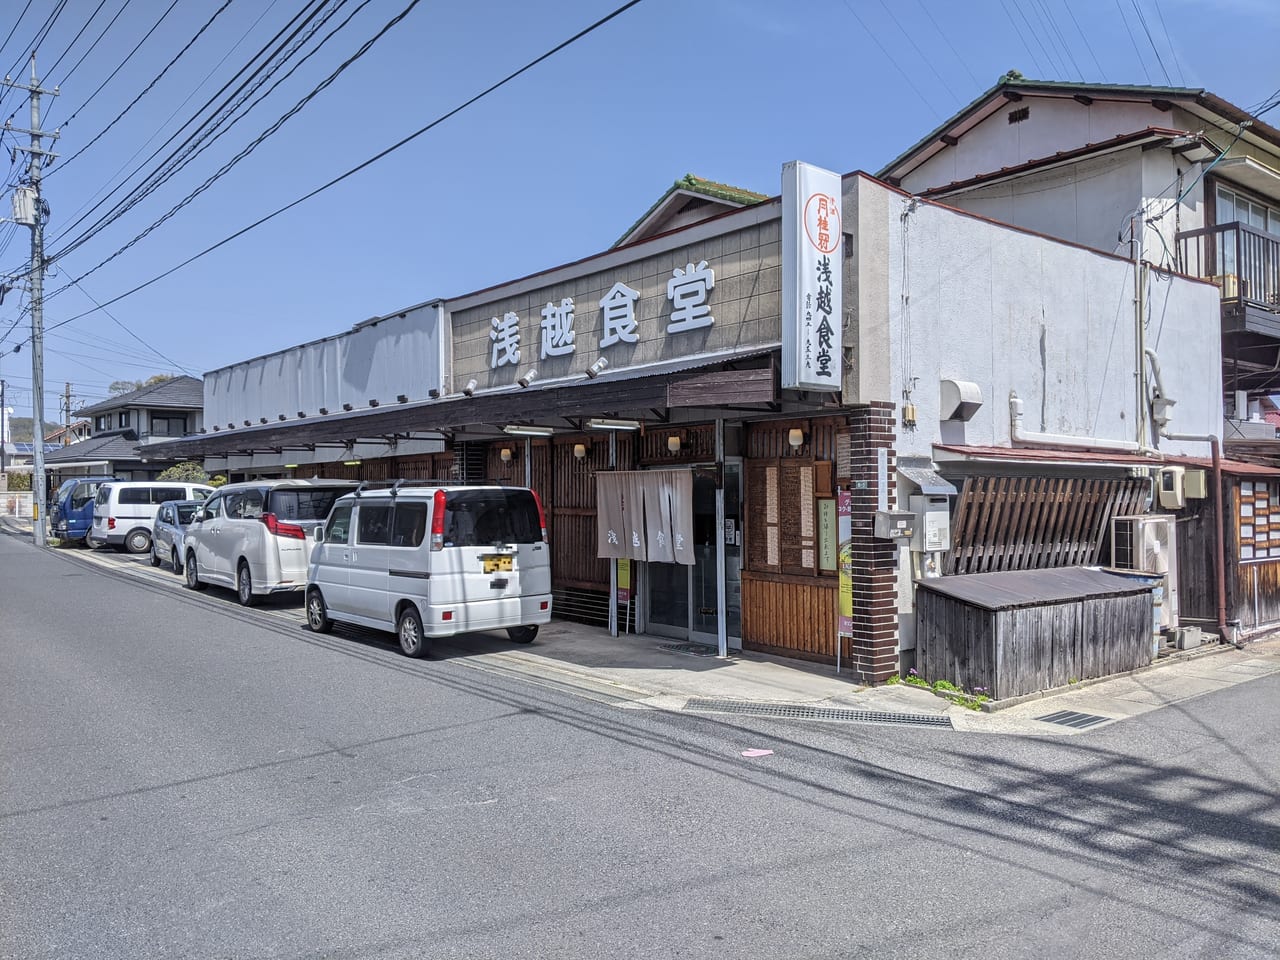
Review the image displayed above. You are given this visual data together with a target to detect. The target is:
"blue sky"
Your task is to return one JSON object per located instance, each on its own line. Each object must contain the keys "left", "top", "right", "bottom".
{"left": 0, "top": 0, "right": 1276, "bottom": 421}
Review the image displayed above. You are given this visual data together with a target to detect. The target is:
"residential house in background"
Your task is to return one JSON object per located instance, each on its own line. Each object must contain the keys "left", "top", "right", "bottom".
{"left": 877, "top": 74, "right": 1280, "bottom": 408}
{"left": 44, "top": 375, "right": 204, "bottom": 483}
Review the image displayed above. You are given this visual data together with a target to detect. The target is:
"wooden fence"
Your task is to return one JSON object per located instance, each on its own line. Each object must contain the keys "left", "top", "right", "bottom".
{"left": 947, "top": 475, "right": 1150, "bottom": 574}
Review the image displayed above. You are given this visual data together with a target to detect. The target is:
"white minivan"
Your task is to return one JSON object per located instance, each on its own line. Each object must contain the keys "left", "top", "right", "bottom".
{"left": 89, "top": 481, "right": 214, "bottom": 553}
{"left": 306, "top": 483, "right": 553, "bottom": 657}
{"left": 183, "top": 479, "right": 356, "bottom": 605}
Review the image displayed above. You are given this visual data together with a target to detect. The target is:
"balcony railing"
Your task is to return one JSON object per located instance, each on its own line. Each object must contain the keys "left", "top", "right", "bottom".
{"left": 1177, "top": 221, "right": 1280, "bottom": 308}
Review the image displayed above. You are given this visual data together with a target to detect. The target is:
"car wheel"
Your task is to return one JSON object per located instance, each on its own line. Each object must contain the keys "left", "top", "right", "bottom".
{"left": 397, "top": 605, "right": 428, "bottom": 658}
{"left": 306, "top": 589, "right": 332, "bottom": 633}
{"left": 125, "top": 528, "right": 151, "bottom": 554}
{"left": 149, "top": 542, "right": 162, "bottom": 567}
{"left": 236, "top": 562, "right": 258, "bottom": 607}
{"left": 507, "top": 625, "right": 539, "bottom": 644}
{"left": 171, "top": 547, "right": 182, "bottom": 573}
{"left": 185, "top": 552, "right": 206, "bottom": 590}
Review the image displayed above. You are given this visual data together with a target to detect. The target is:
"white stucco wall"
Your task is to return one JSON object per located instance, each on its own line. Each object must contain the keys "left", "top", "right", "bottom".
{"left": 853, "top": 177, "right": 1223, "bottom": 460}
{"left": 898, "top": 96, "right": 1169, "bottom": 195}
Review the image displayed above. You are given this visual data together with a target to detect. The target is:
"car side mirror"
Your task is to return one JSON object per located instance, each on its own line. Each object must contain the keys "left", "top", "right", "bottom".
{"left": 192, "top": 510, "right": 206, "bottom": 523}
{"left": 314, "top": 527, "right": 325, "bottom": 543}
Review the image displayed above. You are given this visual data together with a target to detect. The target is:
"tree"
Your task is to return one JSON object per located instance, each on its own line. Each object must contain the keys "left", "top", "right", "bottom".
{"left": 156, "top": 461, "right": 209, "bottom": 483}
{"left": 108, "top": 374, "right": 174, "bottom": 395}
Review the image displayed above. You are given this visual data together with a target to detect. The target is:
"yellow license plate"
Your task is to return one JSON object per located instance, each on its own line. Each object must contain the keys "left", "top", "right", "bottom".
{"left": 482, "top": 554, "right": 513, "bottom": 573}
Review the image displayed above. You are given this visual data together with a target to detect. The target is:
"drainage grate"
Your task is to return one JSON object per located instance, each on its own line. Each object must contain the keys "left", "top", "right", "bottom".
{"left": 682, "top": 698, "right": 953, "bottom": 728}
{"left": 1036, "top": 709, "right": 1113, "bottom": 730}
{"left": 659, "top": 642, "right": 720, "bottom": 657}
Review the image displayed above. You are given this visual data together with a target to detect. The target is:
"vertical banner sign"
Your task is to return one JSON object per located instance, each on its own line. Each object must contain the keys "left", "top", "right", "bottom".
{"left": 838, "top": 488, "right": 853, "bottom": 637}
{"left": 782, "top": 161, "right": 843, "bottom": 391}
{"left": 617, "top": 558, "right": 631, "bottom": 603}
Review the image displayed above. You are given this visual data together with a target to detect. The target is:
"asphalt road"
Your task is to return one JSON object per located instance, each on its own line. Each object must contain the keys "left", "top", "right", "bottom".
{"left": 2, "top": 531, "right": 1278, "bottom": 959}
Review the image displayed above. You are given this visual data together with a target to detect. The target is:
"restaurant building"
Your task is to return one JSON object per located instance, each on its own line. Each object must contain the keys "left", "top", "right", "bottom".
{"left": 148, "top": 165, "right": 1225, "bottom": 682}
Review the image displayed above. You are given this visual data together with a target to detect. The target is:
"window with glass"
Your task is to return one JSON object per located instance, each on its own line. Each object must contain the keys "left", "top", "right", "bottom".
{"left": 357, "top": 503, "right": 393, "bottom": 545}
{"left": 118, "top": 411, "right": 131, "bottom": 428}
{"left": 326, "top": 504, "right": 352, "bottom": 545}
{"left": 149, "top": 415, "right": 187, "bottom": 437}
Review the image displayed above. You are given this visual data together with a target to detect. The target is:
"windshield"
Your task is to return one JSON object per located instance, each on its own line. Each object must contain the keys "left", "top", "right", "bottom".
{"left": 267, "top": 488, "right": 348, "bottom": 521}
{"left": 443, "top": 489, "right": 541, "bottom": 546}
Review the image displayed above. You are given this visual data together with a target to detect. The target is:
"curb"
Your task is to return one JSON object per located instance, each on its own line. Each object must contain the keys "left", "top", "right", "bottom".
{"left": 977, "top": 640, "right": 1239, "bottom": 713}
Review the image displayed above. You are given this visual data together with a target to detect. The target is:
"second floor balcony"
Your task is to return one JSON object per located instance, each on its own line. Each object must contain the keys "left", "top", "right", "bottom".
{"left": 1177, "top": 221, "right": 1280, "bottom": 336}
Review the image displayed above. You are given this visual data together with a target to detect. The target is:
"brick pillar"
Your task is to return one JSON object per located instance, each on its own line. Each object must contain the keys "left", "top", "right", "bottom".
{"left": 844, "top": 402, "right": 899, "bottom": 684}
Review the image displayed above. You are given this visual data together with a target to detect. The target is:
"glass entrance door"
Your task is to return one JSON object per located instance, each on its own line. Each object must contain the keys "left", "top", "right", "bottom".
{"left": 645, "top": 463, "right": 742, "bottom": 650}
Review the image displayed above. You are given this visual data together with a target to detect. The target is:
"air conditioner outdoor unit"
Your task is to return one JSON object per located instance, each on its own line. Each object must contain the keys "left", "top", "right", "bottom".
{"left": 1111, "top": 514, "right": 1179, "bottom": 630}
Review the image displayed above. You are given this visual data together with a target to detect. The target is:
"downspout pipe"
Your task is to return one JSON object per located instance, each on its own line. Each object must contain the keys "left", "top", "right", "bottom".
{"left": 1009, "top": 393, "right": 1141, "bottom": 452}
{"left": 1164, "top": 430, "right": 1231, "bottom": 646}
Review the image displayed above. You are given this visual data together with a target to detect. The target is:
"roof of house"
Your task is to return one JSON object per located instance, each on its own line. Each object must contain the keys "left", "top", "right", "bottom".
{"left": 614, "top": 174, "right": 769, "bottom": 248}
{"left": 877, "top": 73, "right": 1280, "bottom": 185}
{"left": 75, "top": 375, "right": 203, "bottom": 417}
{"left": 43, "top": 429, "right": 142, "bottom": 464}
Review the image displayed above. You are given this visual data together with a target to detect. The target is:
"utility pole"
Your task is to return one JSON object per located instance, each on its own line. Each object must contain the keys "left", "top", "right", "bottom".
{"left": 4, "top": 55, "right": 58, "bottom": 545}
{"left": 0, "top": 378, "right": 6, "bottom": 472}
{"left": 63, "top": 381, "right": 70, "bottom": 445}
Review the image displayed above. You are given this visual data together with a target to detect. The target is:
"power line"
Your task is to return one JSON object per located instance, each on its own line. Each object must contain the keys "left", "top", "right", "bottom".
{"left": 0, "top": 1, "right": 36, "bottom": 63}
{"left": 1060, "top": 0, "right": 1105, "bottom": 80}
{"left": 47, "top": 0, "right": 337, "bottom": 253}
{"left": 997, "top": 0, "right": 1047, "bottom": 76}
{"left": 1010, "top": 0, "right": 1063, "bottom": 77}
{"left": 54, "top": 0, "right": 414, "bottom": 280}
{"left": 7, "top": 0, "right": 648, "bottom": 351}
{"left": 43, "top": 0, "right": 112, "bottom": 79}
{"left": 872, "top": 0, "right": 961, "bottom": 106}
{"left": 66, "top": 277, "right": 196, "bottom": 375}
{"left": 912, "top": 0, "right": 981, "bottom": 88}
{"left": 49, "top": 0, "right": 135, "bottom": 89}
{"left": 839, "top": 1, "right": 943, "bottom": 117}
{"left": 50, "top": 0, "right": 226, "bottom": 171}
{"left": 0, "top": 0, "right": 69, "bottom": 114}
{"left": 1148, "top": 0, "right": 1184, "bottom": 86}
{"left": 1031, "top": 0, "right": 1084, "bottom": 80}
{"left": 1128, "top": 0, "right": 1171, "bottom": 85}
{"left": 1113, "top": 0, "right": 1152, "bottom": 84}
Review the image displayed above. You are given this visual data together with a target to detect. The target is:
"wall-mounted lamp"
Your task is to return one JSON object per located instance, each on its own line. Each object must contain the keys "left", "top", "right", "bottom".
{"left": 297, "top": 411, "right": 307, "bottom": 418}
{"left": 462, "top": 379, "right": 477, "bottom": 397}
{"left": 368, "top": 399, "right": 379, "bottom": 407}
{"left": 212, "top": 425, "right": 220, "bottom": 431}
{"left": 259, "top": 417, "right": 268, "bottom": 424}
{"left": 788, "top": 427, "right": 805, "bottom": 448}
{"left": 284, "top": 464, "right": 298, "bottom": 469}
{"left": 427, "top": 389, "right": 439, "bottom": 399}
{"left": 500, "top": 447, "right": 513, "bottom": 463}
{"left": 318, "top": 407, "right": 329, "bottom": 416}
{"left": 586, "top": 357, "right": 609, "bottom": 379}
{"left": 342, "top": 403, "right": 354, "bottom": 412}
{"left": 343, "top": 460, "right": 362, "bottom": 467}
{"left": 667, "top": 435, "right": 681, "bottom": 454}
{"left": 227, "top": 422, "right": 235, "bottom": 429}
{"left": 400, "top": 394, "right": 411, "bottom": 403}
{"left": 278, "top": 414, "right": 287, "bottom": 421}
{"left": 243, "top": 420, "right": 251, "bottom": 427}
{"left": 573, "top": 443, "right": 587, "bottom": 459}
{"left": 517, "top": 369, "right": 538, "bottom": 388}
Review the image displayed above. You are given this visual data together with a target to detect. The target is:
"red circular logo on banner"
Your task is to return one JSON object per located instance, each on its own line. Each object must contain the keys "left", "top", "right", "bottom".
{"left": 803, "top": 192, "right": 841, "bottom": 254}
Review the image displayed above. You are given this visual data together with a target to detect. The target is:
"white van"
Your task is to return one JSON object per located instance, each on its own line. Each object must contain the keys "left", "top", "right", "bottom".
{"left": 182, "top": 479, "right": 356, "bottom": 605}
{"left": 89, "top": 481, "right": 215, "bottom": 553}
{"left": 306, "top": 483, "right": 552, "bottom": 657}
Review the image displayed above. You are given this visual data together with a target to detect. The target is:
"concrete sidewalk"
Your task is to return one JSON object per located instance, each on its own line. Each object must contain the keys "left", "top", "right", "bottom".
{"left": 9, "top": 512, "right": 1280, "bottom": 735}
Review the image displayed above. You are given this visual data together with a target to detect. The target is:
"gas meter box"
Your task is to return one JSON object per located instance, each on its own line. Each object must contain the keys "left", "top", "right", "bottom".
{"left": 909, "top": 495, "right": 952, "bottom": 552}
{"left": 874, "top": 510, "right": 915, "bottom": 541}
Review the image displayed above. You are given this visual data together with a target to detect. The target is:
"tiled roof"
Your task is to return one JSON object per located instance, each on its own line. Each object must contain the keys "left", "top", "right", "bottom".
{"left": 615, "top": 174, "right": 768, "bottom": 248}
{"left": 43, "top": 429, "right": 142, "bottom": 464}
{"left": 75, "top": 375, "right": 203, "bottom": 417}
{"left": 875, "top": 73, "right": 1275, "bottom": 182}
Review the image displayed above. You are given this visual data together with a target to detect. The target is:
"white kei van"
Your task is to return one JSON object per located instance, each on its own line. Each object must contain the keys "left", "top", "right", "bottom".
{"left": 89, "top": 481, "right": 215, "bottom": 553}
{"left": 306, "top": 483, "right": 553, "bottom": 657}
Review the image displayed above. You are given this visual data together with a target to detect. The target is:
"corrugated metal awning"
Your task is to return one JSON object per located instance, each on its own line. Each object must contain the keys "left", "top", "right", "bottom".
{"left": 898, "top": 457, "right": 957, "bottom": 496}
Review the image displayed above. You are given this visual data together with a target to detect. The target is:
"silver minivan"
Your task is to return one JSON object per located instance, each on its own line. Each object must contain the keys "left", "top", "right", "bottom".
{"left": 305, "top": 483, "right": 553, "bottom": 657}
{"left": 183, "top": 479, "right": 356, "bottom": 605}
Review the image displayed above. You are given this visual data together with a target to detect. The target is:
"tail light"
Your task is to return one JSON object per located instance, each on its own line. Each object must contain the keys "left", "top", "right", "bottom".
{"left": 108, "top": 517, "right": 116, "bottom": 530}
{"left": 532, "top": 490, "right": 548, "bottom": 543}
{"left": 262, "top": 513, "right": 306, "bottom": 540}
{"left": 430, "top": 489, "right": 446, "bottom": 551}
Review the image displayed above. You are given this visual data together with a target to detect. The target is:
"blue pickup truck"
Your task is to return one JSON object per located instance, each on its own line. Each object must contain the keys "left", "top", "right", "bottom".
{"left": 50, "top": 476, "right": 118, "bottom": 544}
